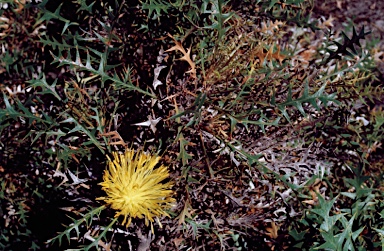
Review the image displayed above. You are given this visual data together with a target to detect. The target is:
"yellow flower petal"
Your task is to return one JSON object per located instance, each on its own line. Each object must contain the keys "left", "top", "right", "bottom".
{"left": 97, "top": 149, "right": 175, "bottom": 229}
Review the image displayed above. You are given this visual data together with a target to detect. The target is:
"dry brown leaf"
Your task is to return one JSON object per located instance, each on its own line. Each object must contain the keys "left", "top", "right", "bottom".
{"left": 322, "top": 15, "right": 335, "bottom": 29}
{"left": 252, "top": 44, "right": 285, "bottom": 64}
{"left": 299, "top": 48, "right": 316, "bottom": 62}
{"left": 14, "top": 0, "right": 26, "bottom": 13}
{"left": 165, "top": 33, "right": 196, "bottom": 79}
{"left": 336, "top": 0, "right": 343, "bottom": 10}
{"left": 259, "top": 20, "right": 285, "bottom": 33}
{"left": 303, "top": 199, "right": 316, "bottom": 205}
{"left": 303, "top": 179, "right": 324, "bottom": 205}
{"left": 79, "top": 183, "right": 90, "bottom": 189}
{"left": 265, "top": 222, "right": 279, "bottom": 239}
{"left": 253, "top": 47, "right": 266, "bottom": 64}
{"left": 53, "top": 168, "right": 68, "bottom": 187}
{"left": 173, "top": 237, "right": 184, "bottom": 248}
{"left": 176, "top": 199, "right": 194, "bottom": 225}
{"left": 99, "top": 131, "right": 127, "bottom": 146}
{"left": 268, "top": 45, "right": 285, "bottom": 64}
{"left": 84, "top": 229, "right": 111, "bottom": 251}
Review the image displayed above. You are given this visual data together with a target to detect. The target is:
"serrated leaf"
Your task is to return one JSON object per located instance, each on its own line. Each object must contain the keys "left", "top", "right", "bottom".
{"left": 289, "top": 228, "right": 307, "bottom": 241}
{"left": 0, "top": 93, "right": 50, "bottom": 126}
{"left": 341, "top": 192, "right": 356, "bottom": 199}
{"left": 177, "top": 133, "right": 193, "bottom": 166}
{"left": 50, "top": 48, "right": 154, "bottom": 97}
{"left": 315, "top": 230, "right": 338, "bottom": 250}
{"left": 141, "top": 0, "right": 169, "bottom": 19}
{"left": 47, "top": 206, "right": 105, "bottom": 247}
{"left": 310, "top": 194, "right": 338, "bottom": 220}
{"left": 374, "top": 227, "right": 384, "bottom": 236}
{"left": 28, "top": 74, "right": 62, "bottom": 101}
{"left": 274, "top": 83, "right": 338, "bottom": 121}
{"left": 61, "top": 117, "right": 105, "bottom": 154}
{"left": 351, "top": 227, "right": 365, "bottom": 241}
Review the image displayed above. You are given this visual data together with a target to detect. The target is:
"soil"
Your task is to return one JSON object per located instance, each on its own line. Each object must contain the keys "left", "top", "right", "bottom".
{"left": 313, "top": 0, "right": 384, "bottom": 78}
{"left": 313, "top": 0, "right": 384, "bottom": 44}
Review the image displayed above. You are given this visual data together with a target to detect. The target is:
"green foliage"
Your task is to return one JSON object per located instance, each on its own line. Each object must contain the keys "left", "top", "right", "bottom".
{"left": 46, "top": 206, "right": 117, "bottom": 251}
{"left": 0, "top": 93, "right": 51, "bottom": 127}
{"left": 141, "top": 0, "right": 170, "bottom": 19}
{"left": 0, "top": 173, "right": 59, "bottom": 250}
{"left": 289, "top": 164, "right": 384, "bottom": 251}
{"left": 36, "top": 2, "right": 79, "bottom": 34}
{"left": 256, "top": 0, "right": 318, "bottom": 31}
{"left": 141, "top": 0, "right": 235, "bottom": 43}
{"left": 271, "top": 82, "right": 340, "bottom": 122}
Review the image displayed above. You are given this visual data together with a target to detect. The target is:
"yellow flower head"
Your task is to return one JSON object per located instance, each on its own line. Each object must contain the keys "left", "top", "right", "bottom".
{"left": 97, "top": 149, "right": 175, "bottom": 228}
